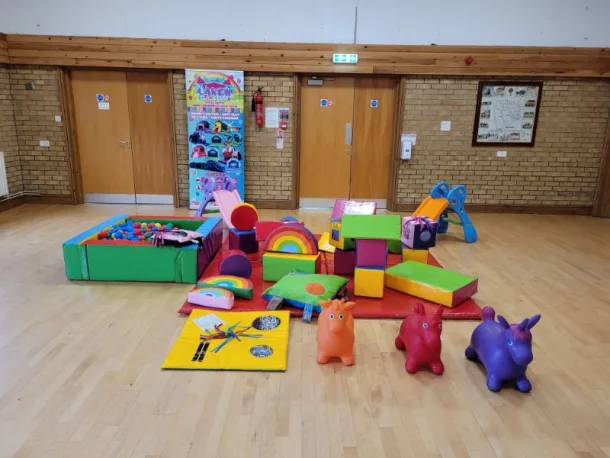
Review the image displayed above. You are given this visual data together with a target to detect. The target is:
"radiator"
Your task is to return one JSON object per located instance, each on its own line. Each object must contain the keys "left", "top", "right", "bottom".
{"left": 0, "top": 152, "right": 8, "bottom": 197}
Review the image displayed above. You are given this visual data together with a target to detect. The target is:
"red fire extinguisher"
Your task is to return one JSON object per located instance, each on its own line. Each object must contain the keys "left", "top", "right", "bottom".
{"left": 252, "top": 87, "right": 264, "bottom": 127}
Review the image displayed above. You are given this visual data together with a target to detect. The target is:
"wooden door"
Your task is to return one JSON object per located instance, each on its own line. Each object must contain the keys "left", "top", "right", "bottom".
{"left": 126, "top": 72, "right": 175, "bottom": 205}
{"left": 350, "top": 77, "right": 398, "bottom": 204}
{"left": 71, "top": 70, "right": 135, "bottom": 203}
{"left": 299, "top": 77, "right": 355, "bottom": 206}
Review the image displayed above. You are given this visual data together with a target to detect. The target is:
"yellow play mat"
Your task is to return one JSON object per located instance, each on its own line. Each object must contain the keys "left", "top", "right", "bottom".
{"left": 162, "top": 310, "right": 290, "bottom": 371}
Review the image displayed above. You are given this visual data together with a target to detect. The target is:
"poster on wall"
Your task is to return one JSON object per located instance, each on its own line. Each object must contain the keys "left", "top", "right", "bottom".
{"left": 186, "top": 70, "right": 245, "bottom": 210}
{"left": 472, "top": 81, "right": 543, "bottom": 147}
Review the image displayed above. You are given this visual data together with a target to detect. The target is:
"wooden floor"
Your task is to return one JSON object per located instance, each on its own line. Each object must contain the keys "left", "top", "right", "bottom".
{"left": 1, "top": 204, "right": 610, "bottom": 458}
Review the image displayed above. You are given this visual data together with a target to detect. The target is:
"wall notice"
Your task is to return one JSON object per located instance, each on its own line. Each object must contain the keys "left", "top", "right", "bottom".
{"left": 472, "top": 82, "right": 543, "bottom": 146}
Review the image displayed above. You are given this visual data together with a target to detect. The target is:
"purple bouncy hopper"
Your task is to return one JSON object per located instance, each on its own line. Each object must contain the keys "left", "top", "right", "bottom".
{"left": 466, "top": 306, "right": 541, "bottom": 393}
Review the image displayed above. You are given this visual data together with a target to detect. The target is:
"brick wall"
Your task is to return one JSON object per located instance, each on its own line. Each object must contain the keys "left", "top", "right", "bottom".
{"left": 0, "top": 65, "right": 22, "bottom": 195}
{"left": 172, "top": 71, "right": 294, "bottom": 206}
{"left": 398, "top": 77, "right": 610, "bottom": 207}
{"left": 9, "top": 66, "right": 71, "bottom": 196}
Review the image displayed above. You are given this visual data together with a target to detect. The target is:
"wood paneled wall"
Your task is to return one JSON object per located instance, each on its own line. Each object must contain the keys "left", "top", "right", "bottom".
{"left": 0, "top": 35, "right": 8, "bottom": 64}
{"left": 4, "top": 34, "right": 610, "bottom": 77}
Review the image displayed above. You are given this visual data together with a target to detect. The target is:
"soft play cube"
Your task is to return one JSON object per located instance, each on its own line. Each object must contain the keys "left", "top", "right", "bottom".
{"left": 385, "top": 261, "right": 478, "bottom": 307}
{"left": 354, "top": 267, "right": 385, "bottom": 298}
{"left": 388, "top": 239, "right": 403, "bottom": 254}
{"left": 329, "top": 220, "right": 354, "bottom": 250}
{"left": 187, "top": 287, "right": 235, "bottom": 310}
{"left": 334, "top": 248, "right": 356, "bottom": 275}
{"left": 341, "top": 214, "right": 402, "bottom": 240}
{"left": 255, "top": 220, "right": 304, "bottom": 242}
{"left": 229, "top": 228, "right": 258, "bottom": 254}
{"left": 402, "top": 247, "right": 429, "bottom": 264}
{"left": 401, "top": 216, "right": 438, "bottom": 249}
{"left": 262, "top": 252, "right": 321, "bottom": 282}
{"left": 355, "top": 239, "right": 387, "bottom": 268}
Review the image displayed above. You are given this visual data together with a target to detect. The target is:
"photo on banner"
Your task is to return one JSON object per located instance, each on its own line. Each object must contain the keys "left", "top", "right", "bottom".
{"left": 186, "top": 70, "right": 245, "bottom": 210}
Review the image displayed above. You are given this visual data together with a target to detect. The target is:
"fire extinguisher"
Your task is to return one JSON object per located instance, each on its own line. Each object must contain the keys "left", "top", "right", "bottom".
{"left": 252, "top": 87, "right": 264, "bottom": 127}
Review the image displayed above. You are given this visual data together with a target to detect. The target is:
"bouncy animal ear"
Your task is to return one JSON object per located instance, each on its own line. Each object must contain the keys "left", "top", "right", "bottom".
{"left": 319, "top": 299, "right": 332, "bottom": 309}
{"left": 343, "top": 301, "right": 356, "bottom": 311}
{"left": 518, "top": 318, "right": 529, "bottom": 331}
{"left": 415, "top": 303, "right": 426, "bottom": 315}
{"left": 527, "top": 314, "right": 541, "bottom": 329}
{"left": 497, "top": 315, "right": 510, "bottom": 329}
{"left": 435, "top": 305, "right": 444, "bottom": 318}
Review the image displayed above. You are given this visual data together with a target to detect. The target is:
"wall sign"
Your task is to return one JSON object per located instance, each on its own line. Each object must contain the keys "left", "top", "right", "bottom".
{"left": 186, "top": 70, "right": 245, "bottom": 210}
{"left": 472, "top": 81, "right": 543, "bottom": 146}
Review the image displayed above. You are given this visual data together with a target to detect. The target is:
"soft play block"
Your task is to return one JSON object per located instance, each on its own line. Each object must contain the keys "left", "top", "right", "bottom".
{"left": 331, "top": 199, "right": 377, "bottom": 220}
{"left": 229, "top": 228, "right": 258, "bottom": 254}
{"left": 255, "top": 220, "right": 304, "bottom": 242}
{"left": 329, "top": 220, "right": 354, "bottom": 251}
{"left": 197, "top": 275, "right": 254, "bottom": 299}
{"left": 354, "top": 267, "right": 385, "bottom": 298}
{"left": 334, "top": 248, "right": 356, "bottom": 275}
{"left": 341, "top": 214, "right": 401, "bottom": 240}
{"left": 187, "top": 287, "right": 235, "bottom": 310}
{"left": 355, "top": 239, "right": 387, "bottom": 268}
{"left": 402, "top": 247, "right": 429, "bottom": 264}
{"left": 388, "top": 239, "right": 402, "bottom": 254}
{"left": 385, "top": 261, "right": 478, "bottom": 307}
{"left": 262, "top": 252, "right": 321, "bottom": 282}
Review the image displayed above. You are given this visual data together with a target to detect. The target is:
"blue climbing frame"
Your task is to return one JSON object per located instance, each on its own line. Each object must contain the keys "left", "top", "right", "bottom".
{"left": 430, "top": 181, "right": 478, "bottom": 243}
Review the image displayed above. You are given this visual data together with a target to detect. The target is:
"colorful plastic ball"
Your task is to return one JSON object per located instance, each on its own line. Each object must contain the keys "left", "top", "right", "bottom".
{"left": 133, "top": 229, "right": 141, "bottom": 236}
{"left": 134, "top": 222, "right": 141, "bottom": 229}
{"left": 115, "top": 233, "right": 123, "bottom": 239}
{"left": 139, "top": 235, "right": 145, "bottom": 241}
{"left": 99, "top": 231, "right": 108, "bottom": 239}
{"left": 152, "top": 227, "right": 158, "bottom": 232}
{"left": 155, "top": 223, "right": 161, "bottom": 228}
{"left": 141, "top": 222, "right": 148, "bottom": 228}
{"left": 166, "top": 223, "right": 174, "bottom": 230}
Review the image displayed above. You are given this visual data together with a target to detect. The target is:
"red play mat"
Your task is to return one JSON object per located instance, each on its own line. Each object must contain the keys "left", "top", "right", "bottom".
{"left": 178, "top": 238, "right": 482, "bottom": 320}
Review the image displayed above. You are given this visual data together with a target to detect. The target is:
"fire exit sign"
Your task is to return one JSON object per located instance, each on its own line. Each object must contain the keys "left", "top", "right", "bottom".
{"left": 333, "top": 53, "right": 358, "bottom": 64}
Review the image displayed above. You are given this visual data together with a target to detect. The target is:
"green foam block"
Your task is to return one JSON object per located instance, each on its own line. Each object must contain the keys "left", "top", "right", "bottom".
{"left": 341, "top": 214, "right": 402, "bottom": 240}
{"left": 388, "top": 239, "right": 403, "bottom": 254}
{"left": 262, "top": 253, "right": 320, "bottom": 282}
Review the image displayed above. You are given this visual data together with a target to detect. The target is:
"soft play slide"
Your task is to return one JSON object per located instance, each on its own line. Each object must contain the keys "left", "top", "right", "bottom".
{"left": 211, "top": 190, "right": 242, "bottom": 229}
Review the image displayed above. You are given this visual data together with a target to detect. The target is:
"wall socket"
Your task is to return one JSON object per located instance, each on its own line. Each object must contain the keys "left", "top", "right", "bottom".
{"left": 55, "top": 115, "right": 62, "bottom": 122}
{"left": 496, "top": 151, "right": 507, "bottom": 157}
{"left": 39, "top": 140, "right": 50, "bottom": 147}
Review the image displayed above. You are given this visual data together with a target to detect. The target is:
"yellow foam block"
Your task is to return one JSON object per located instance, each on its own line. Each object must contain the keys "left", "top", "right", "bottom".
{"left": 329, "top": 221, "right": 355, "bottom": 250}
{"left": 402, "top": 248, "right": 429, "bottom": 264}
{"left": 162, "top": 310, "right": 290, "bottom": 371}
{"left": 354, "top": 267, "right": 384, "bottom": 298}
{"left": 317, "top": 231, "right": 336, "bottom": 253}
{"left": 385, "top": 272, "right": 453, "bottom": 306}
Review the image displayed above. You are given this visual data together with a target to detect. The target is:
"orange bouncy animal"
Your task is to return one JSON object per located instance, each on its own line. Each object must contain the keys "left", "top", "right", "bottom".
{"left": 317, "top": 299, "right": 356, "bottom": 365}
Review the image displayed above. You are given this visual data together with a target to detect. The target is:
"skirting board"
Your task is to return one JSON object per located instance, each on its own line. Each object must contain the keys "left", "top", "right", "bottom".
{"left": 0, "top": 194, "right": 75, "bottom": 212}
{"left": 395, "top": 203, "right": 592, "bottom": 216}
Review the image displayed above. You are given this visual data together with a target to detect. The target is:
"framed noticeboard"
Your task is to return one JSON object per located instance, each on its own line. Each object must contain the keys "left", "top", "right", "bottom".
{"left": 472, "top": 81, "right": 543, "bottom": 146}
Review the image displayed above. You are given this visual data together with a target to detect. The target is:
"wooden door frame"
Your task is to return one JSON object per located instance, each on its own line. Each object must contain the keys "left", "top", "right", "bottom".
{"left": 293, "top": 74, "right": 403, "bottom": 211}
{"left": 593, "top": 112, "right": 610, "bottom": 217}
{"left": 60, "top": 68, "right": 180, "bottom": 206}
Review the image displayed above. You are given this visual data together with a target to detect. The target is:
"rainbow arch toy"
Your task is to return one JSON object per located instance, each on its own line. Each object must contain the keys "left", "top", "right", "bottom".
{"left": 262, "top": 224, "right": 318, "bottom": 255}
{"left": 197, "top": 275, "right": 254, "bottom": 299}
{"left": 187, "top": 287, "right": 235, "bottom": 310}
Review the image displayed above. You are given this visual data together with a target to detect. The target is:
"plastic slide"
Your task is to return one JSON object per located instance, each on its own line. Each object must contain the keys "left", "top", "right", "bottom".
{"left": 413, "top": 196, "right": 449, "bottom": 220}
{"left": 211, "top": 189, "right": 243, "bottom": 229}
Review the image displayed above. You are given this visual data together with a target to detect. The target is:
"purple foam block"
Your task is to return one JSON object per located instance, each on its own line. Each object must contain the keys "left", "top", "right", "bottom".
{"left": 196, "top": 219, "right": 223, "bottom": 279}
{"left": 334, "top": 248, "right": 356, "bottom": 275}
{"left": 355, "top": 239, "right": 387, "bottom": 268}
{"left": 229, "top": 228, "right": 258, "bottom": 254}
{"left": 219, "top": 250, "right": 253, "bottom": 279}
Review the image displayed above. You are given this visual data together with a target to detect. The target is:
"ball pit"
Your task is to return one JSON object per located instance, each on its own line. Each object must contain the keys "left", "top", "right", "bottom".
{"left": 97, "top": 220, "right": 181, "bottom": 243}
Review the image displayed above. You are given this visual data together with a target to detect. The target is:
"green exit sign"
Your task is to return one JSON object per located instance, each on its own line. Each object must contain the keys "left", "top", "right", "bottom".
{"left": 333, "top": 53, "right": 358, "bottom": 64}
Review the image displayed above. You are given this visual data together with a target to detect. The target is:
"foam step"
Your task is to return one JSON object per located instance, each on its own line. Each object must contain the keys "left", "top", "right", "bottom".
{"left": 187, "top": 287, "right": 235, "bottom": 310}
{"left": 402, "top": 247, "right": 429, "bottom": 264}
{"left": 262, "top": 252, "right": 321, "bottom": 282}
{"left": 229, "top": 228, "right": 258, "bottom": 254}
{"left": 334, "top": 248, "right": 356, "bottom": 275}
{"left": 355, "top": 239, "right": 387, "bottom": 268}
{"left": 197, "top": 275, "right": 254, "bottom": 299}
{"left": 385, "top": 261, "right": 477, "bottom": 307}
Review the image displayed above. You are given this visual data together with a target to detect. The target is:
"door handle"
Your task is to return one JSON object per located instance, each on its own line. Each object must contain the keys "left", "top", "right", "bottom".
{"left": 345, "top": 123, "right": 352, "bottom": 146}
{"left": 118, "top": 140, "right": 131, "bottom": 148}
